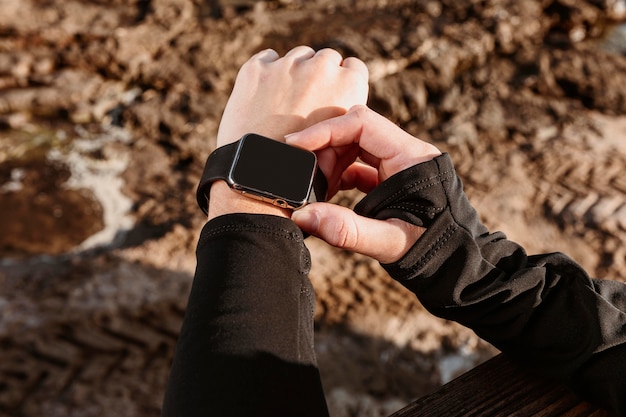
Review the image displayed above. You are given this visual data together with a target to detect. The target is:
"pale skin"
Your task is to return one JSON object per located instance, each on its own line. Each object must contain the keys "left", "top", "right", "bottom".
{"left": 209, "top": 46, "right": 369, "bottom": 220}
{"left": 288, "top": 105, "right": 441, "bottom": 264}
{"left": 209, "top": 46, "right": 441, "bottom": 264}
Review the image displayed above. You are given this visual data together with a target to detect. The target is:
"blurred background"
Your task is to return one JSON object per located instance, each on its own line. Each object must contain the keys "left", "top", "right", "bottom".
{"left": 1, "top": 0, "right": 625, "bottom": 416}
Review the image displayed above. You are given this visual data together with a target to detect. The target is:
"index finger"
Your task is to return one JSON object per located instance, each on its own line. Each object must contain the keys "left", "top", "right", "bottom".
{"left": 286, "top": 105, "right": 440, "bottom": 180}
{"left": 285, "top": 105, "right": 390, "bottom": 151}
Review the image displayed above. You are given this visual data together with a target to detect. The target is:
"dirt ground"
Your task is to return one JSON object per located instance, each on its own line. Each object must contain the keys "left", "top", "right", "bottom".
{"left": 1, "top": 0, "right": 626, "bottom": 416}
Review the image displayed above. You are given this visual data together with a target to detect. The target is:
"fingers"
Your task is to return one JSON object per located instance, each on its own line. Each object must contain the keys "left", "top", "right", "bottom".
{"left": 314, "top": 143, "right": 360, "bottom": 197}
{"left": 286, "top": 105, "right": 398, "bottom": 153}
{"left": 219, "top": 45, "right": 369, "bottom": 146}
{"left": 340, "top": 162, "right": 379, "bottom": 193}
{"left": 284, "top": 45, "right": 316, "bottom": 60}
{"left": 252, "top": 48, "right": 280, "bottom": 62}
{"left": 342, "top": 56, "right": 369, "bottom": 82}
{"left": 292, "top": 203, "right": 425, "bottom": 264}
{"left": 314, "top": 48, "right": 344, "bottom": 65}
{"left": 251, "top": 46, "right": 339, "bottom": 65}
{"left": 255, "top": 47, "right": 368, "bottom": 81}
{"left": 286, "top": 105, "right": 441, "bottom": 181}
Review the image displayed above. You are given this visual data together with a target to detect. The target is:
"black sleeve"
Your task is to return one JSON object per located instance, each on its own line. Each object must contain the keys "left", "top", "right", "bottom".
{"left": 355, "top": 153, "right": 626, "bottom": 416}
{"left": 161, "top": 214, "right": 329, "bottom": 417}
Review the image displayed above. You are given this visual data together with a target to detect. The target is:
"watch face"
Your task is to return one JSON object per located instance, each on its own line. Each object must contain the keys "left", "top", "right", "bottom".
{"left": 230, "top": 134, "right": 317, "bottom": 208}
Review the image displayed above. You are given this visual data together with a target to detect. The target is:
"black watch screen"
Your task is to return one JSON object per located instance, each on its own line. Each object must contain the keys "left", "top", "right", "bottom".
{"left": 230, "top": 134, "right": 318, "bottom": 208}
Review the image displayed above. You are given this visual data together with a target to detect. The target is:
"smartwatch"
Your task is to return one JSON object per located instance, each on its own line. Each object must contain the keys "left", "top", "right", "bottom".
{"left": 196, "top": 133, "right": 328, "bottom": 214}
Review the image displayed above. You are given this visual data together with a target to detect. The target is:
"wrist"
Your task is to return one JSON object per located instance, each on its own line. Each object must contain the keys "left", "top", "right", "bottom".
{"left": 207, "top": 181, "right": 292, "bottom": 220}
{"left": 198, "top": 134, "right": 327, "bottom": 219}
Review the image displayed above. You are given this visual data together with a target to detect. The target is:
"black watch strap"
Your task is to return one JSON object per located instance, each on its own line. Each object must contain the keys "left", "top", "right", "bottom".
{"left": 196, "top": 141, "right": 239, "bottom": 215}
{"left": 311, "top": 166, "right": 327, "bottom": 203}
{"left": 196, "top": 137, "right": 328, "bottom": 216}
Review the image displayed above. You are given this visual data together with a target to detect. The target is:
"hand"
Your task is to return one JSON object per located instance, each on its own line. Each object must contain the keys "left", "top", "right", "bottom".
{"left": 209, "top": 46, "right": 369, "bottom": 220}
{"left": 287, "top": 105, "right": 441, "bottom": 264}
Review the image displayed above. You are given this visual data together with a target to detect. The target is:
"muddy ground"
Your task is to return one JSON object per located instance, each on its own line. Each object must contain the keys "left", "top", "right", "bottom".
{"left": 1, "top": 0, "right": 626, "bottom": 416}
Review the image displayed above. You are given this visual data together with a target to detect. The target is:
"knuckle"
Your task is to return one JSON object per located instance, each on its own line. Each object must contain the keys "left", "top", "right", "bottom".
{"left": 350, "top": 104, "right": 368, "bottom": 118}
{"left": 332, "top": 217, "right": 359, "bottom": 250}
{"left": 316, "top": 48, "right": 342, "bottom": 60}
{"left": 239, "top": 58, "right": 262, "bottom": 75}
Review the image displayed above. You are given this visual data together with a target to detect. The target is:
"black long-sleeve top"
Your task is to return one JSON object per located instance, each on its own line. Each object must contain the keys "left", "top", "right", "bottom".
{"left": 162, "top": 153, "right": 626, "bottom": 416}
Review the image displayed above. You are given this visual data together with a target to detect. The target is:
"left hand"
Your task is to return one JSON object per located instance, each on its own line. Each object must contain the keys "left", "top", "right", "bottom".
{"left": 217, "top": 46, "right": 369, "bottom": 145}
{"left": 209, "top": 46, "right": 369, "bottom": 219}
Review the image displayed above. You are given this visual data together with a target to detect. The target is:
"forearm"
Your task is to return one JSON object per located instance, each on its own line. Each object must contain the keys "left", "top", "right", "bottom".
{"left": 356, "top": 153, "right": 626, "bottom": 415}
{"left": 161, "top": 214, "right": 327, "bottom": 417}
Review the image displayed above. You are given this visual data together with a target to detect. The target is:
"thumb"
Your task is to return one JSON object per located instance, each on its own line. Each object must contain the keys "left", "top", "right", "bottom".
{"left": 292, "top": 203, "right": 425, "bottom": 264}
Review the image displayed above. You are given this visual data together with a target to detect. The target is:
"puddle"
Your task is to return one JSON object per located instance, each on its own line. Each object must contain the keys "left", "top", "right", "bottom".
{"left": 0, "top": 122, "right": 133, "bottom": 259}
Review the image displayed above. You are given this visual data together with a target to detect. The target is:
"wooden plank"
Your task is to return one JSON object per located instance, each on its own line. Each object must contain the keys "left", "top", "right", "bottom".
{"left": 391, "top": 354, "right": 614, "bottom": 417}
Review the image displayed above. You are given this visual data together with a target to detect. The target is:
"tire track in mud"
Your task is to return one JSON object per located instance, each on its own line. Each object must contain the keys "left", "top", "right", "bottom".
{"left": 536, "top": 128, "right": 626, "bottom": 278}
{"left": 0, "top": 307, "right": 183, "bottom": 417}
{"left": 0, "top": 249, "right": 193, "bottom": 417}
{"left": 0, "top": 305, "right": 183, "bottom": 416}
{"left": 451, "top": 118, "right": 626, "bottom": 283}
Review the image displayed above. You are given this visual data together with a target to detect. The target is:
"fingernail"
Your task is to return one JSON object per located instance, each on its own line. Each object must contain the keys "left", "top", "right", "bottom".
{"left": 292, "top": 207, "right": 318, "bottom": 230}
{"left": 284, "top": 132, "right": 298, "bottom": 143}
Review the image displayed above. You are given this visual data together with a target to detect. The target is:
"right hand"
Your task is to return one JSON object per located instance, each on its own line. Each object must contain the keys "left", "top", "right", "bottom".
{"left": 287, "top": 105, "right": 442, "bottom": 264}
